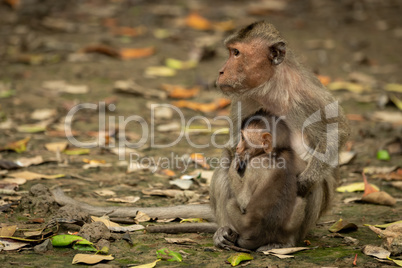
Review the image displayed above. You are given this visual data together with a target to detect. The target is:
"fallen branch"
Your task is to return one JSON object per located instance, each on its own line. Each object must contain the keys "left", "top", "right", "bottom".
{"left": 50, "top": 187, "right": 215, "bottom": 221}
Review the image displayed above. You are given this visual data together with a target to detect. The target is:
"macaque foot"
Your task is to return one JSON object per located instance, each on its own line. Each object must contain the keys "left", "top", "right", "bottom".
{"left": 213, "top": 226, "right": 239, "bottom": 250}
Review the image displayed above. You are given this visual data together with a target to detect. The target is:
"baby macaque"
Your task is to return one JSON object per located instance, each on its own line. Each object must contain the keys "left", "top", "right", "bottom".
{"left": 223, "top": 112, "right": 307, "bottom": 250}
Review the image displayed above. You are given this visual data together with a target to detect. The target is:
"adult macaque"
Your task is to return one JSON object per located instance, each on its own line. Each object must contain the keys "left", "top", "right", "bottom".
{"left": 211, "top": 21, "right": 349, "bottom": 250}
{"left": 51, "top": 21, "right": 349, "bottom": 251}
{"left": 223, "top": 113, "right": 306, "bottom": 251}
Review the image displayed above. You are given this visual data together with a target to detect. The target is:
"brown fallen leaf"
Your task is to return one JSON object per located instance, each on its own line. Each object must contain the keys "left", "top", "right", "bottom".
{"left": 185, "top": 12, "right": 212, "bottom": 31}
{"left": 72, "top": 254, "right": 114, "bottom": 265}
{"left": 94, "top": 189, "right": 116, "bottom": 197}
{"left": 15, "top": 156, "right": 46, "bottom": 167}
{"left": 119, "top": 47, "right": 155, "bottom": 60}
{"left": 9, "top": 171, "right": 65, "bottom": 180}
{"left": 362, "top": 172, "right": 379, "bottom": 196}
{"left": 112, "top": 26, "right": 146, "bottom": 37}
{"left": 165, "top": 238, "right": 197, "bottom": 244}
{"left": 0, "top": 137, "right": 30, "bottom": 153}
{"left": 362, "top": 245, "right": 390, "bottom": 259}
{"left": 190, "top": 153, "right": 210, "bottom": 169}
{"left": 45, "top": 142, "right": 68, "bottom": 152}
{"left": 81, "top": 44, "right": 120, "bottom": 57}
{"left": 0, "top": 225, "right": 17, "bottom": 236}
{"left": 160, "top": 84, "right": 200, "bottom": 99}
{"left": 317, "top": 75, "right": 331, "bottom": 86}
{"left": 141, "top": 189, "right": 185, "bottom": 198}
{"left": 135, "top": 211, "right": 152, "bottom": 223}
{"left": 172, "top": 98, "right": 230, "bottom": 113}
{"left": 361, "top": 191, "right": 396, "bottom": 206}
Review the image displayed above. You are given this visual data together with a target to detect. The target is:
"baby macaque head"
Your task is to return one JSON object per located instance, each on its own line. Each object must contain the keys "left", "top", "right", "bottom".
{"left": 236, "top": 120, "right": 272, "bottom": 159}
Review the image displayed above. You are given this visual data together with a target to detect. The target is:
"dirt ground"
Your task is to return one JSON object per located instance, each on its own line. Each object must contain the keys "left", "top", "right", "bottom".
{"left": 0, "top": 0, "right": 402, "bottom": 267}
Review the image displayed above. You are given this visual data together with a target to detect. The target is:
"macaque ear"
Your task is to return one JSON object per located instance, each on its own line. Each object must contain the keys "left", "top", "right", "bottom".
{"left": 261, "top": 132, "right": 272, "bottom": 153}
{"left": 269, "top": 42, "right": 286, "bottom": 65}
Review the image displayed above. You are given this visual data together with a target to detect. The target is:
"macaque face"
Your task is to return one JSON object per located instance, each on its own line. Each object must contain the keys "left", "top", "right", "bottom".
{"left": 217, "top": 40, "right": 274, "bottom": 93}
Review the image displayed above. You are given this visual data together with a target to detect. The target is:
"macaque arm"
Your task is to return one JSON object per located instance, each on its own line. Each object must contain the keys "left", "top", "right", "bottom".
{"left": 298, "top": 109, "right": 349, "bottom": 196}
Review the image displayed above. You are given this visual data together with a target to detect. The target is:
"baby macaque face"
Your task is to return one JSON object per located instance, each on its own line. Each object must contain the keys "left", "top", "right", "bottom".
{"left": 236, "top": 128, "right": 272, "bottom": 160}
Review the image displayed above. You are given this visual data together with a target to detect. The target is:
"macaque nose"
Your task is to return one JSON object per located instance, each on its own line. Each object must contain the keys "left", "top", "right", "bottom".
{"left": 219, "top": 70, "right": 224, "bottom": 75}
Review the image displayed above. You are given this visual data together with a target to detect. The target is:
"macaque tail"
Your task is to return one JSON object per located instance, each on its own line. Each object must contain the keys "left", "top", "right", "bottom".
{"left": 146, "top": 223, "right": 218, "bottom": 233}
{"left": 50, "top": 187, "right": 215, "bottom": 221}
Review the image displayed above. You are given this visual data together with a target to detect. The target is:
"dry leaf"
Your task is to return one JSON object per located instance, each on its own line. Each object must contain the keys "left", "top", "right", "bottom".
{"left": 130, "top": 260, "right": 160, "bottom": 268}
{"left": 165, "top": 238, "right": 197, "bottom": 244}
{"left": 45, "top": 142, "right": 68, "bottom": 152}
{"left": 169, "top": 179, "right": 193, "bottom": 190}
{"left": 361, "top": 191, "right": 396, "bottom": 206}
{"left": 165, "top": 58, "right": 197, "bottom": 70}
{"left": 336, "top": 182, "right": 379, "bottom": 193}
{"left": 94, "top": 189, "right": 116, "bottom": 197}
{"left": 145, "top": 66, "right": 177, "bottom": 77}
{"left": 160, "top": 84, "right": 200, "bottom": 99}
{"left": 329, "top": 218, "right": 358, "bottom": 233}
{"left": 248, "top": 0, "right": 288, "bottom": 15}
{"left": 362, "top": 245, "right": 390, "bottom": 259}
{"left": 327, "top": 81, "right": 369, "bottom": 94}
{"left": 0, "top": 225, "right": 17, "bottom": 236}
{"left": 81, "top": 44, "right": 120, "bottom": 57}
{"left": 72, "top": 254, "right": 114, "bottom": 264}
{"left": 159, "top": 169, "right": 176, "bottom": 177}
{"left": 0, "top": 137, "right": 30, "bottom": 153}
{"left": 141, "top": 189, "right": 184, "bottom": 198}
{"left": 135, "top": 211, "right": 151, "bottom": 222}
{"left": 106, "top": 196, "right": 140, "bottom": 204}
{"left": 263, "top": 247, "right": 311, "bottom": 255}
{"left": 363, "top": 166, "right": 398, "bottom": 175}
{"left": 339, "top": 151, "right": 356, "bottom": 165}
{"left": 362, "top": 173, "right": 379, "bottom": 196}
{"left": 31, "top": 109, "right": 57, "bottom": 120}
{"left": 108, "top": 224, "right": 144, "bottom": 232}
{"left": 2, "top": 177, "right": 26, "bottom": 185}
{"left": 317, "top": 75, "right": 331, "bottom": 86}
{"left": 172, "top": 98, "right": 230, "bottom": 113}
{"left": 112, "top": 26, "right": 146, "bottom": 37}
{"left": 120, "top": 47, "right": 155, "bottom": 60}
{"left": 0, "top": 238, "right": 29, "bottom": 251}
{"left": 185, "top": 12, "right": 212, "bottom": 31}
{"left": 190, "top": 153, "right": 210, "bottom": 169}
{"left": 372, "top": 111, "right": 402, "bottom": 125}
{"left": 9, "top": 171, "right": 65, "bottom": 180}
{"left": 91, "top": 216, "right": 120, "bottom": 228}
{"left": 15, "top": 156, "right": 45, "bottom": 167}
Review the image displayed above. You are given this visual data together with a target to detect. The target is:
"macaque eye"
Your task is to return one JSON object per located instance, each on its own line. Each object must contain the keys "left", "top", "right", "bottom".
{"left": 233, "top": 49, "right": 240, "bottom": 56}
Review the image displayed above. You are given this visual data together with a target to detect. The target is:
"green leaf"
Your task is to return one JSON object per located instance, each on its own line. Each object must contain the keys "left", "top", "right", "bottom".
{"left": 180, "top": 218, "right": 206, "bottom": 223}
{"left": 17, "top": 124, "right": 46, "bottom": 133}
{"left": 165, "top": 58, "right": 197, "bottom": 70}
{"left": 51, "top": 234, "right": 93, "bottom": 247}
{"left": 156, "top": 248, "right": 182, "bottom": 262}
{"left": 73, "top": 244, "right": 97, "bottom": 252}
{"left": 388, "top": 257, "right": 402, "bottom": 267}
{"left": 0, "top": 89, "right": 15, "bottom": 98}
{"left": 377, "top": 150, "right": 390, "bottom": 161}
{"left": 227, "top": 253, "right": 253, "bottom": 266}
{"left": 366, "top": 220, "right": 402, "bottom": 229}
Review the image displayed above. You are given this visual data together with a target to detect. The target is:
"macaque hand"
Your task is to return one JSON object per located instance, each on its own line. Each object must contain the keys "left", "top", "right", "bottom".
{"left": 213, "top": 226, "right": 238, "bottom": 249}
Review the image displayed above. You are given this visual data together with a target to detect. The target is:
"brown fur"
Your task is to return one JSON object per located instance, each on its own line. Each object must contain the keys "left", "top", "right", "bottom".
{"left": 211, "top": 21, "right": 349, "bottom": 250}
